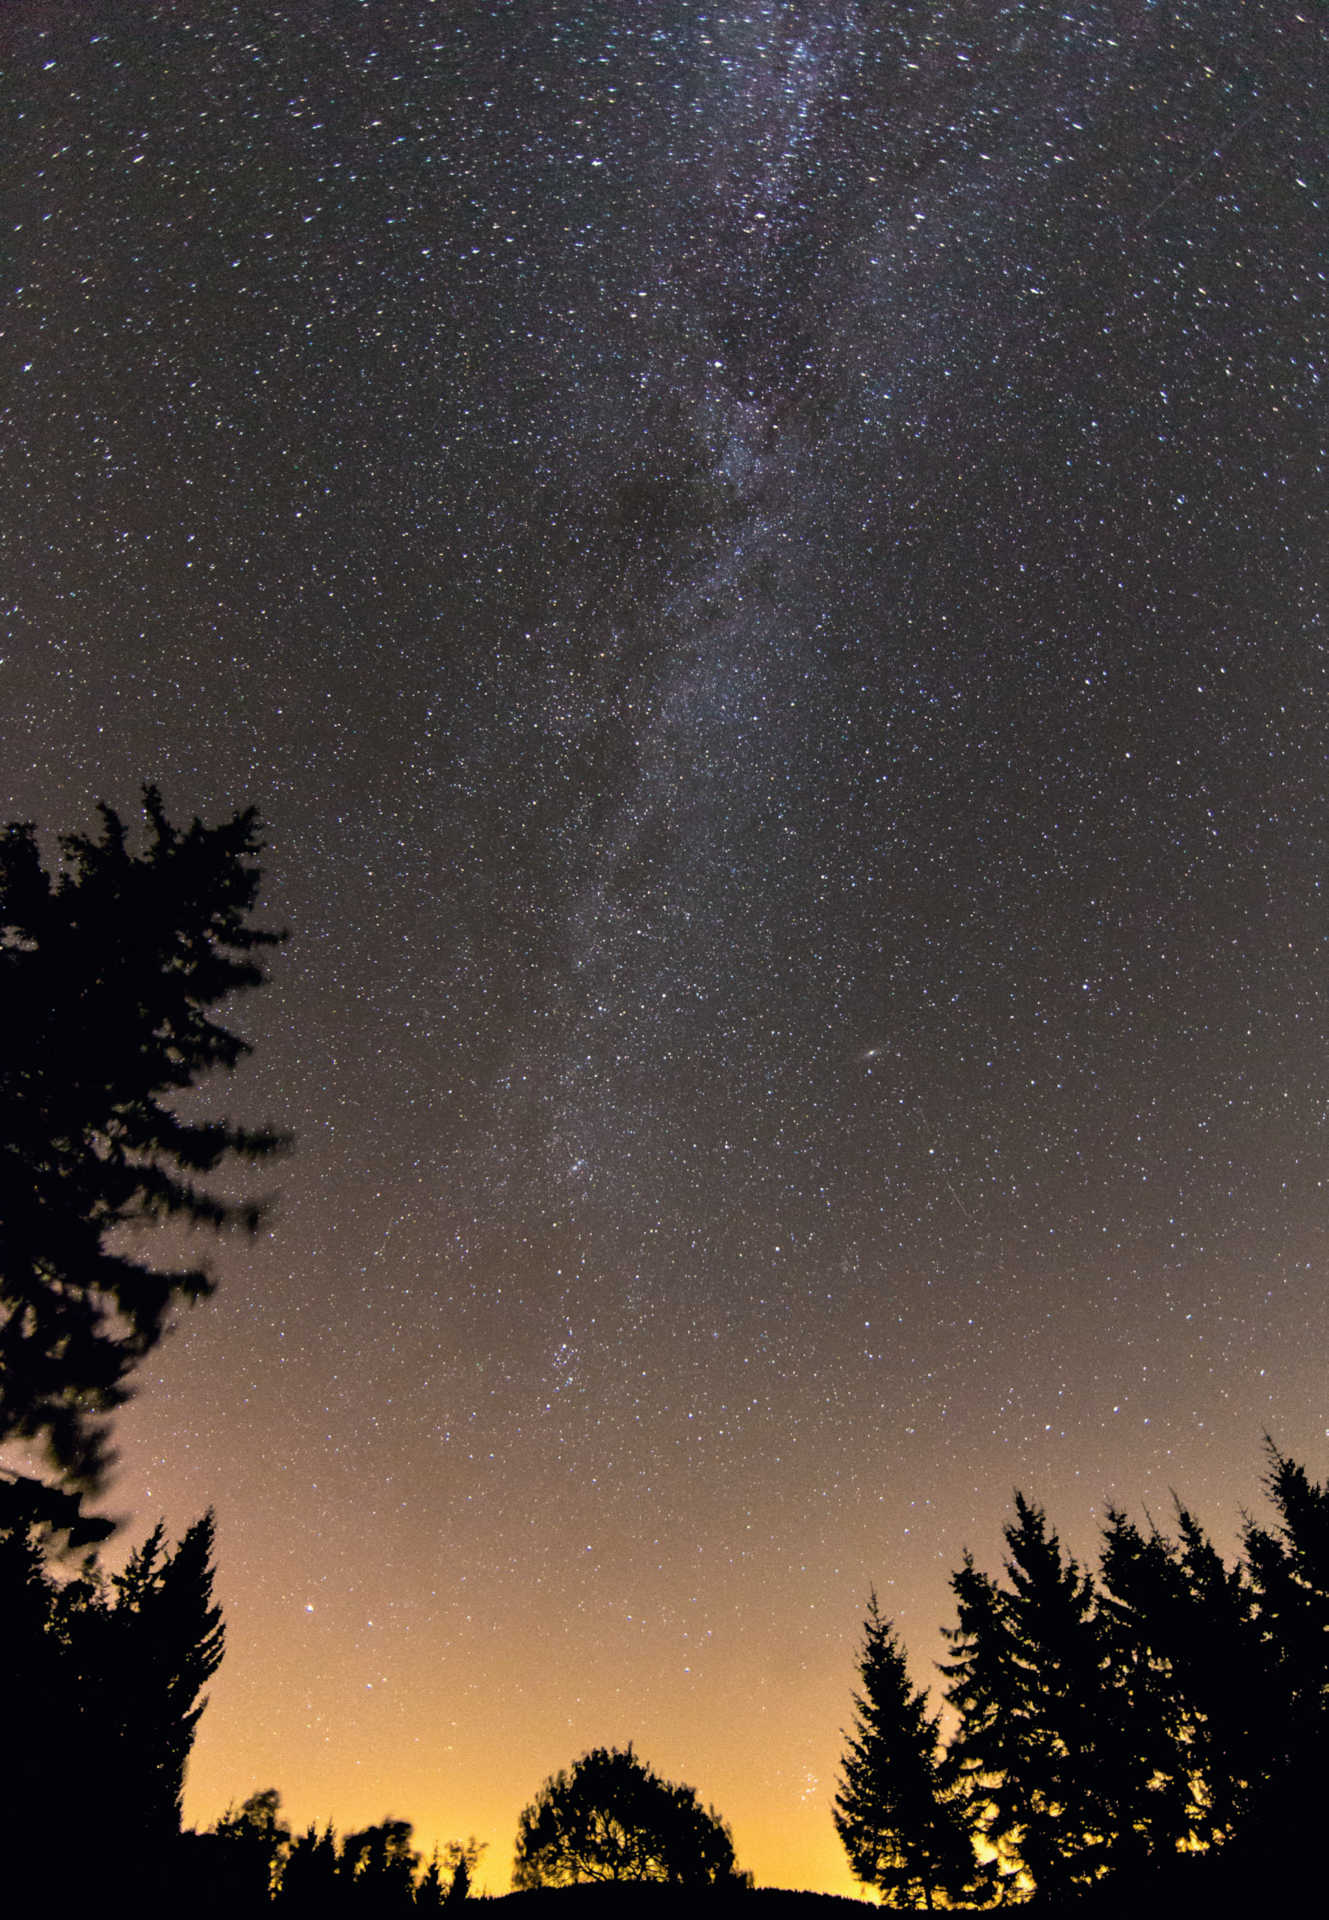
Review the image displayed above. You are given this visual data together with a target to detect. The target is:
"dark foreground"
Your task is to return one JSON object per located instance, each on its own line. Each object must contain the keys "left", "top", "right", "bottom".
{"left": 484, "top": 1850, "right": 1314, "bottom": 1920}
{"left": 486, "top": 1893, "right": 874, "bottom": 1919}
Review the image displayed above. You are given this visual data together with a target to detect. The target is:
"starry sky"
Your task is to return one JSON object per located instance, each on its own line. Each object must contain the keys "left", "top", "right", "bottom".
{"left": 2, "top": 0, "right": 1326, "bottom": 1896}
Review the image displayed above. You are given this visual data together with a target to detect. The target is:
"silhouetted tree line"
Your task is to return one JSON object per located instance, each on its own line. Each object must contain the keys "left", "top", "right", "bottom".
{"left": 0, "top": 1494, "right": 479, "bottom": 1914}
{"left": 190, "top": 1748, "right": 746, "bottom": 1911}
{"left": 187, "top": 1792, "right": 484, "bottom": 1914}
{"left": 835, "top": 1446, "right": 1329, "bottom": 1909}
{"left": 8, "top": 795, "right": 1326, "bottom": 1913}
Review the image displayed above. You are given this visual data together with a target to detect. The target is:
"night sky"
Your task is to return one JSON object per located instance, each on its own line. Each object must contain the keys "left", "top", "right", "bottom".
{"left": 3, "top": 0, "right": 1327, "bottom": 1895}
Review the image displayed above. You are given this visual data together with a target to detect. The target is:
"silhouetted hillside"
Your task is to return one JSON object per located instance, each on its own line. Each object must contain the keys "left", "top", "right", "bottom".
{"left": 485, "top": 1887, "right": 876, "bottom": 1920}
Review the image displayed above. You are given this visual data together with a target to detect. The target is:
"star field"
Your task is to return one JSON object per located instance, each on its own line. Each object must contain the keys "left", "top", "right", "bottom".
{"left": 2, "top": 1, "right": 1327, "bottom": 1895}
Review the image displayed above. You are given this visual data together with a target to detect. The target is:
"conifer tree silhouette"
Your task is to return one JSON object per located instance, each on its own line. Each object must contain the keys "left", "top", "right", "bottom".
{"left": 834, "top": 1591, "right": 978, "bottom": 1908}
{"left": 1, "top": 788, "right": 286, "bottom": 1504}
{"left": 0, "top": 1510, "right": 223, "bottom": 1907}
{"left": 944, "top": 1495, "right": 1158, "bottom": 1898}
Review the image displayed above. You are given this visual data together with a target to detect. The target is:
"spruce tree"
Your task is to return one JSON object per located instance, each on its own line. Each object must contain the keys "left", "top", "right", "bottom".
{"left": 0, "top": 1509, "right": 224, "bottom": 1904}
{"left": 1241, "top": 1446, "right": 1329, "bottom": 1867}
{"left": 1097, "top": 1507, "right": 1199, "bottom": 1850}
{"left": 944, "top": 1494, "right": 1147, "bottom": 1899}
{"left": 940, "top": 1551, "right": 1027, "bottom": 1898}
{"left": 93, "top": 1511, "right": 226, "bottom": 1848}
{"left": 1245, "top": 1445, "right": 1329, "bottom": 1710}
{"left": 1, "top": 788, "right": 286, "bottom": 1499}
{"left": 833, "top": 1592, "right": 976, "bottom": 1909}
{"left": 1099, "top": 1502, "right": 1266, "bottom": 1851}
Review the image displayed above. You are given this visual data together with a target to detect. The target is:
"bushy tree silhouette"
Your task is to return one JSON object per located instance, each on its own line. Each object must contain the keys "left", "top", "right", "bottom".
{"left": 211, "top": 1787, "right": 292, "bottom": 1905}
{"left": 274, "top": 1822, "right": 339, "bottom": 1914}
{"left": 339, "top": 1817, "right": 420, "bottom": 1915}
{"left": 514, "top": 1745, "right": 743, "bottom": 1889}
{"left": 0, "top": 787, "right": 286, "bottom": 1503}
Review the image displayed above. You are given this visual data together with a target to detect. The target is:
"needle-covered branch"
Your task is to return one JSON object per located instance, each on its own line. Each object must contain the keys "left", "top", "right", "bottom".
{"left": 0, "top": 787, "right": 288, "bottom": 1495}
